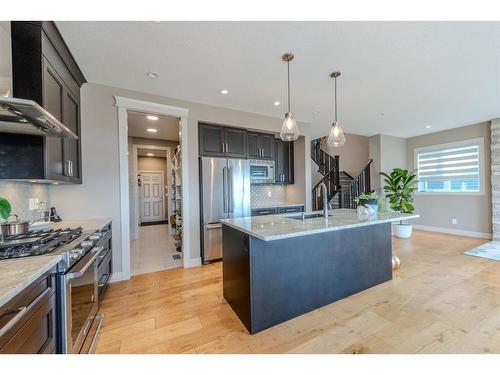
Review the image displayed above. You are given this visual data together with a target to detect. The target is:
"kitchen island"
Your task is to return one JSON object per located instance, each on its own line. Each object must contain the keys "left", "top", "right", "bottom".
{"left": 221, "top": 209, "right": 419, "bottom": 334}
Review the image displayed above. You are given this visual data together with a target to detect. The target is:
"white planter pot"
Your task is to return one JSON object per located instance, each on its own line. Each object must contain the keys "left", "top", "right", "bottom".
{"left": 393, "top": 223, "right": 413, "bottom": 239}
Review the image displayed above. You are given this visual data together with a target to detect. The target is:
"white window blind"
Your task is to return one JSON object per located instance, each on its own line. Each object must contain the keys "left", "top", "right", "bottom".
{"left": 415, "top": 138, "right": 483, "bottom": 194}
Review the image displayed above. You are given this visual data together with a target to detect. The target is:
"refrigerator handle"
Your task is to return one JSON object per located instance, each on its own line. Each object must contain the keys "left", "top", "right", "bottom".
{"left": 222, "top": 166, "right": 228, "bottom": 213}
{"left": 228, "top": 167, "right": 233, "bottom": 213}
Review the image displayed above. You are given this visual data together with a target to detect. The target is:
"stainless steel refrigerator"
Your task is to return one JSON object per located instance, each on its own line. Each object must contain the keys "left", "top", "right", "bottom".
{"left": 200, "top": 157, "right": 250, "bottom": 263}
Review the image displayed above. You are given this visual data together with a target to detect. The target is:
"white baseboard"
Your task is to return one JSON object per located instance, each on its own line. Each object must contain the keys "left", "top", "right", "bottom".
{"left": 412, "top": 224, "right": 492, "bottom": 239}
{"left": 110, "top": 272, "right": 129, "bottom": 283}
{"left": 183, "top": 257, "right": 202, "bottom": 268}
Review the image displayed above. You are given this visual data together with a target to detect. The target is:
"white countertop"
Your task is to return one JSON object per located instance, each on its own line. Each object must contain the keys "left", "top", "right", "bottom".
{"left": 42, "top": 217, "right": 112, "bottom": 232}
{"left": 0, "top": 217, "right": 112, "bottom": 307}
{"left": 0, "top": 255, "right": 61, "bottom": 307}
{"left": 221, "top": 209, "right": 419, "bottom": 241}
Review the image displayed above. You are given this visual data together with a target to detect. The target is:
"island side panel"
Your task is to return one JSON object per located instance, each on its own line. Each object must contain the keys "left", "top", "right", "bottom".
{"left": 250, "top": 222, "right": 392, "bottom": 333}
{"left": 222, "top": 224, "right": 252, "bottom": 332}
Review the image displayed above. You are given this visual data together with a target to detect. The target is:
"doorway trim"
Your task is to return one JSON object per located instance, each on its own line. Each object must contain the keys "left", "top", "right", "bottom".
{"left": 115, "top": 96, "right": 191, "bottom": 281}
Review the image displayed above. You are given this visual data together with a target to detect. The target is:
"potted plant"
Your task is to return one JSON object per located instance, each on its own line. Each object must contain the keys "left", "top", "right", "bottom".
{"left": 354, "top": 191, "right": 380, "bottom": 216}
{"left": 0, "top": 197, "right": 11, "bottom": 221}
{"left": 380, "top": 168, "right": 417, "bottom": 238}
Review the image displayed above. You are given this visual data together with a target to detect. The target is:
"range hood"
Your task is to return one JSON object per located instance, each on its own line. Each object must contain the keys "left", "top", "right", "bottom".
{"left": 0, "top": 97, "right": 78, "bottom": 139}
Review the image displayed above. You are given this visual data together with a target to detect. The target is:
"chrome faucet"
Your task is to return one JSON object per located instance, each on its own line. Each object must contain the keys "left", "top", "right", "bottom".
{"left": 318, "top": 182, "right": 329, "bottom": 218}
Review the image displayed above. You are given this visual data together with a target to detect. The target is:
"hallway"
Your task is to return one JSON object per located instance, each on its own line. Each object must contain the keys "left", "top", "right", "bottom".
{"left": 131, "top": 224, "right": 182, "bottom": 276}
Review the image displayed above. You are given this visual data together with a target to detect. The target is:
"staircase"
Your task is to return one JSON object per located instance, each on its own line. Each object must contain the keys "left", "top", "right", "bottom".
{"left": 311, "top": 138, "right": 373, "bottom": 210}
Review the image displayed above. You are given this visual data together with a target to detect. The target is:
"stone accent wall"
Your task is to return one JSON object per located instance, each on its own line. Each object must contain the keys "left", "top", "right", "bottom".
{"left": 491, "top": 119, "right": 500, "bottom": 240}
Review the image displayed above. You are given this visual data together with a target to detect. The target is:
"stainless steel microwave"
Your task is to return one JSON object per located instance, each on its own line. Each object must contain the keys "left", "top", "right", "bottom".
{"left": 249, "top": 159, "right": 275, "bottom": 184}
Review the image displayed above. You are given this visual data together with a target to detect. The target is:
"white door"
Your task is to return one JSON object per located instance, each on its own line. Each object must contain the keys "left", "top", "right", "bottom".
{"left": 140, "top": 172, "right": 164, "bottom": 223}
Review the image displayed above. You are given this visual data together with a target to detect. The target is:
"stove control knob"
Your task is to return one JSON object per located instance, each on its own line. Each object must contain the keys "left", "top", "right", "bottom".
{"left": 89, "top": 233, "right": 101, "bottom": 241}
{"left": 69, "top": 251, "right": 80, "bottom": 260}
{"left": 80, "top": 240, "right": 93, "bottom": 249}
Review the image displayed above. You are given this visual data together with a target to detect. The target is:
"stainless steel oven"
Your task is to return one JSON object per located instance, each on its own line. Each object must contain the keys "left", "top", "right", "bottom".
{"left": 60, "top": 245, "right": 104, "bottom": 354}
{"left": 249, "top": 159, "right": 275, "bottom": 184}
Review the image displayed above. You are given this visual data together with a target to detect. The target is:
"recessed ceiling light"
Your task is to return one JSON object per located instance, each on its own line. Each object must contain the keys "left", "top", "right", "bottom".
{"left": 147, "top": 153, "right": 154, "bottom": 156}
{"left": 146, "top": 115, "right": 159, "bottom": 121}
{"left": 273, "top": 101, "right": 280, "bottom": 106}
{"left": 147, "top": 128, "right": 158, "bottom": 133}
{"left": 425, "top": 125, "right": 432, "bottom": 129}
{"left": 147, "top": 71, "right": 159, "bottom": 79}
{"left": 220, "top": 89, "right": 228, "bottom": 95}
{"left": 313, "top": 111, "right": 320, "bottom": 115}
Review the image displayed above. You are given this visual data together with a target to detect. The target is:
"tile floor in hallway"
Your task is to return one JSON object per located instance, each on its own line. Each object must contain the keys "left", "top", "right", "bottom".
{"left": 131, "top": 224, "right": 182, "bottom": 276}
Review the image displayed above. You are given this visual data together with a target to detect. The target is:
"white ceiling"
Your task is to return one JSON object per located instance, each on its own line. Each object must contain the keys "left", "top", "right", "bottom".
{"left": 127, "top": 110, "right": 180, "bottom": 141}
{"left": 57, "top": 21, "right": 500, "bottom": 138}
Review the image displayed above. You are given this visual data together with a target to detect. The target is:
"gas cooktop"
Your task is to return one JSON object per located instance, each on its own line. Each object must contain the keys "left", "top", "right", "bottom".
{"left": 0, "top": 228, "right": 83, "bottom": 260}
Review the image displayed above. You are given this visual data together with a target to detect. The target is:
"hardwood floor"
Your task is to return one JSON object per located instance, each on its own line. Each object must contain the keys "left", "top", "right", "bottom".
{"left": 95, "top": 230, "right": 500, "bottom": 354}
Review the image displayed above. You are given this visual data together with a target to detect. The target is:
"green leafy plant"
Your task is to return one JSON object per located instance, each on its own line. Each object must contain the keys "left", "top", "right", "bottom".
{"left": 353, "top": 191, "right": 380, "bottom": 203}
{"left": 380, "top": 168, "right": 417, "bottom": 215}
{"left": 0, "top": 197, "right": 12, "bottom": 221}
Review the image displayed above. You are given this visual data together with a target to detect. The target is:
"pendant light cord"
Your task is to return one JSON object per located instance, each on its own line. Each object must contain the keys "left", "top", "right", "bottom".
{"left": 287, "top": 60, "right": 291, "bottom": 113}
{"left": 334, "top": 76, "right": 338, "bottom": 123}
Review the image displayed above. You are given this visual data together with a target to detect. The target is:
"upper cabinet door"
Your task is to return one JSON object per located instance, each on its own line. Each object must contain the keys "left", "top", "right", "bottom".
{"left": 42, "top": 59, "right": 64, "bottom": 180}
{"left": 260, "top": 134, "right": 274, "bottom": 160}
{"left": 283, "top": 140, "right": 294, "bottom": 184}
{"left": 274, "top": 139, "right": 294, "bottom": 184}
{"left": 247, "top": 132, "right": 261, "bottom": 159}
{"left": 224, "top": 127, "right": 247, "bottom": 158}
{"left": 199, "top": 123, "right": 225, "bottom": 156}
{"left": 247, "top": 132, "right": 274, "bottom": 160}
{"left": 62, "top": 89, "right": 81, "bottom": 183}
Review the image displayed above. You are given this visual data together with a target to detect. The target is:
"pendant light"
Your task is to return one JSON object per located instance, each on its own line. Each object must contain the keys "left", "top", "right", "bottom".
{"left": 280, "top": 53, "right": 300, "bottom": 141}
{"left": 327, "top": 71, "right": 346, "bottom": 147}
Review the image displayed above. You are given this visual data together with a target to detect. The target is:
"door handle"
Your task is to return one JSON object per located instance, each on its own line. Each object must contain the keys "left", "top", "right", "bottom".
{"left": 65, "top": 247, "right": 104, "bottom": 280}
{"left": 228, "top": 167, "right": 233, "bottom": 212}
{"left": 222, "top": 167, "right": 228, "bottom": 213}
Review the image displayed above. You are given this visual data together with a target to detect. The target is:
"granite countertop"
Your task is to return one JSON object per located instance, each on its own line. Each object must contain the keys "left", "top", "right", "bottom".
{"left": 0, "top": 255, "right": 61, "bottom": 307}
{"left": 0, "top": 217, "right": 112, "bottom": 307}
{"left": 251, "top": 203, "right": 305, "bottom": 209}
{"left": 43, "top": 217, "right": 112, "bottom": 232}
{"left": 221, "top": 209, "right": 419, "bottom": 241}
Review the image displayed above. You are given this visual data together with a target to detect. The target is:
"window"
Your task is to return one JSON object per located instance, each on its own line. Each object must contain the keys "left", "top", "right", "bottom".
{"left": 414, "top": 137, "right": 484, "bottom": 194}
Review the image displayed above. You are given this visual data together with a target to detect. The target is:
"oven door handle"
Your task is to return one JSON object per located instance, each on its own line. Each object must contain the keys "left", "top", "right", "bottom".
{"left": 65, "top": 246, "right": 104, "bottom": 280}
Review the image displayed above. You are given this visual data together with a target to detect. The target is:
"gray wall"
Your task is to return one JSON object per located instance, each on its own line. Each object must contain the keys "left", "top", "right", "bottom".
{"left": 406, "top": 121, "right": 491, "bottom": 236}
{"left": 369, "top": 135, "right": 382, "bottom": 193}
{"left": 369, "top": 134, "right": 407, "bottom": 194}
{"left": 312, "top": 133, "right": 371, "bottom": 188}
{"left": 320, "top": 133, "right": 370, "bottom": 177}
{"left": 50, "top": 82, "right": 311, "bottom": 275}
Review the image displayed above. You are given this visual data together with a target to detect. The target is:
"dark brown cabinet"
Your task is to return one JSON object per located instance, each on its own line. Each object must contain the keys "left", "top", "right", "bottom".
{"left": 0, "top": 267, "right": 58, "bottom": 354}
{"left": 274, "top": 139, "right": 294, "bottom": 184}
{"left": 9, "top": 21, "right": 85, "bottom": 184}
{"left": 247, "top": 131, "right": 274, "bottom": 160}
{"left": 199, "top": 123, "right": 247, "bottom": 158}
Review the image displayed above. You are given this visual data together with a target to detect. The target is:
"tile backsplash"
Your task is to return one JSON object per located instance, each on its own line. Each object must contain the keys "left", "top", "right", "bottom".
{"left": 0, "top": 182, "right": 50, "bottom": 222}
{"left": 251, "top": 185, "right": 288, "bottom": 208}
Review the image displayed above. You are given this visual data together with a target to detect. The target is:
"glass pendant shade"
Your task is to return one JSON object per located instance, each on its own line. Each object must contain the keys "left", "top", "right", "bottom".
{"left": 280, "top": 112, "right": 299, "bottom": 141}
{"left": 327, "top": 121, "right": 346, "bottom": 147}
